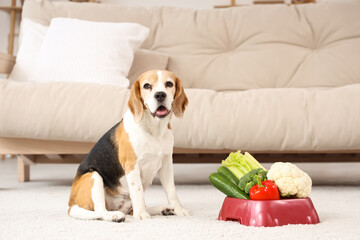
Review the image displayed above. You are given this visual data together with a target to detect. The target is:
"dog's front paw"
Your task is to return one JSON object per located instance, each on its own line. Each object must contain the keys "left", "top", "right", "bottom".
{"left": 102, "top": 211, "right": 126, "bottom": 223}
{"left": 174, "top": 207, "right": 191, "bottom": 216}
{"left": 134, "top": 210, "right": 151, "bottom": 220}
{"left": 161, "top": 208, "right": 175, "bottom": 216}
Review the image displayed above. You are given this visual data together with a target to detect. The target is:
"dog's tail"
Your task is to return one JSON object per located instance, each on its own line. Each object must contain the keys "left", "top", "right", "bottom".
{"left": 68, "top": 205, "right": 102, "bottom": 221}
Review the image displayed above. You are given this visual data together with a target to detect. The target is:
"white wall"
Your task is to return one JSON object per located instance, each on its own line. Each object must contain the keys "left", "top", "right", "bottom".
{"left": 102, "top": 0, "right": 233, "bottom": 9}
{"left": 0, "top": 0, "right": 22, "bottom": 54}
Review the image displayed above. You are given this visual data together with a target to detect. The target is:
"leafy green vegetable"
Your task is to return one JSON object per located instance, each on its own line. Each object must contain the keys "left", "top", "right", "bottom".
{"left": 221, "top": 151, "right": 266, "bottom": 180}
{"left": 238, "top": 168, "right": 268, "bottom": 194}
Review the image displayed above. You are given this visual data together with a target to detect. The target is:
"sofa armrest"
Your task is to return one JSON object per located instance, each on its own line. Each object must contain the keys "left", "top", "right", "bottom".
{"left": 0, "top": 52, "right": 16, "bottom": 74}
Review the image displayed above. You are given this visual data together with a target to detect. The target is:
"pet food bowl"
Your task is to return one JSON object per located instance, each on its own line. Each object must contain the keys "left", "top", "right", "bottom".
{"left": 218, "top": 197, "right": 320, "bottom": 227}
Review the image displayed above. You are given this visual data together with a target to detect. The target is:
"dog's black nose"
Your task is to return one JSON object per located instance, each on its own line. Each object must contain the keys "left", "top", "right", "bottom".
{"left": 154, "top": 91, "right": 167, "bottom": 102}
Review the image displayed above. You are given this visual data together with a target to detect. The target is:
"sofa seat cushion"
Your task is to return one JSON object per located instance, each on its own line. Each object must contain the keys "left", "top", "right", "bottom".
{"left": 1, "top": 80, "right": 359, "bottom": 151}
{"left": 174, "top": 85, "right": 360, "bottom": 151}
{"left": 0, "top": 80, "right": 129, "bottom": 142}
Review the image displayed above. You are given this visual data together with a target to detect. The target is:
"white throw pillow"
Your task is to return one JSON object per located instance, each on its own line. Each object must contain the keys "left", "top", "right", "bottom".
{"left": 8, "top": 19, "right": 48, "bottom": 82}
{"left": 29, "top": 18, "right": 149, "bottom": 87}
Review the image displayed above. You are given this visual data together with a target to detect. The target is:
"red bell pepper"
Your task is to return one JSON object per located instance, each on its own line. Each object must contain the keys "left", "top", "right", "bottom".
{"left": 249, "top": 175, "right": 280, "bottom": 200}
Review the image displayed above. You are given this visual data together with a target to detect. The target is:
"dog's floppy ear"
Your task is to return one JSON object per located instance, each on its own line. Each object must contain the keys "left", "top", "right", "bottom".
{"left": 128, "top": 80, "right": 144, "bottom": 123}
{"left": 173, "top": 77, "right": 188, "bottom": 118}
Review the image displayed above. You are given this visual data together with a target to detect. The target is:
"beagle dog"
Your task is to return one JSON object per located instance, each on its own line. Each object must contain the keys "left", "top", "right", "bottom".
{"left": 68, "top": 70, "right": 189, "bottom": 222}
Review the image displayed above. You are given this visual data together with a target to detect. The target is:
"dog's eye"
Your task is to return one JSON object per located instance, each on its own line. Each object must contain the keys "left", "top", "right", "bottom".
{"left": 143, "top": 83, "right": 151, "bottom": 89}
{"left": 165, "top": 81, "right": 173, "bottom": 88}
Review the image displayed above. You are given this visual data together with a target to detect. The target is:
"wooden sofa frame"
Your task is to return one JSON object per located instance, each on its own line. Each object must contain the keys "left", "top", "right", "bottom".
{"left": 1, "top": 137, "right": 360, "bottom": 182}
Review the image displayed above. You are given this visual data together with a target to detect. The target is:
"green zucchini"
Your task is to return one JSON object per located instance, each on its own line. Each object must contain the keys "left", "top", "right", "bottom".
{"left": 209, "top": 173, "right": 250, "bottom": 199}
{"left": 217, "top": 166, "right": 239, "bottom": 186}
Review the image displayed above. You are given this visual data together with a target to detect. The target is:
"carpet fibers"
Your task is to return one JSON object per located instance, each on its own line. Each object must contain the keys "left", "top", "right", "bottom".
{"left": 1, "top": 184, "right": 360, "bottom": 240}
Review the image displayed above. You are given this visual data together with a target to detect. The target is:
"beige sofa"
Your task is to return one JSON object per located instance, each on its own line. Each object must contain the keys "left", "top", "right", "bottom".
{"left": 1, "top": 0, "right": 360, "bottom": 181}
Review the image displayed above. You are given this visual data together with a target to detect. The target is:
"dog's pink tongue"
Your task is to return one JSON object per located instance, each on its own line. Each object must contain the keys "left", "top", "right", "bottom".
{"left": 156, "top": 107, "right": 168, "bottom": 116}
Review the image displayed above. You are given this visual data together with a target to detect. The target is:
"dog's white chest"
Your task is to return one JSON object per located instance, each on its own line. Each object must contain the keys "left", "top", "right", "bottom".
{"left": 138, "top": 154, "right": 165, "bottom": 189}
{"left": 123, "top": 110, "right": 174, "bottom": 156}
{"left": 121, "top": 110, "right": 174, "bottom": 191}
{"left": 133, "top": 131, "right": 173, "bottom": 156}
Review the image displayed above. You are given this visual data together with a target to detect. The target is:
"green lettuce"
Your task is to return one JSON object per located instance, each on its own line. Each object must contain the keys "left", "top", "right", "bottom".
{"left": 221, "top": 150, "right": 266, "bottom": 180}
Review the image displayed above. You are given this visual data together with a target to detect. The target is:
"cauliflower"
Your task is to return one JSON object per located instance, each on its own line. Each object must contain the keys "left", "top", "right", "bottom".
{"left": 267, "top": 162, "right": 312, "bottom": 198}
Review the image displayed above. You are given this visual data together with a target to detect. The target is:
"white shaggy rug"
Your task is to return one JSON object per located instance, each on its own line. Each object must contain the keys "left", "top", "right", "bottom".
{"left": 1, "top": 184, "right": 360, "bottom": 240}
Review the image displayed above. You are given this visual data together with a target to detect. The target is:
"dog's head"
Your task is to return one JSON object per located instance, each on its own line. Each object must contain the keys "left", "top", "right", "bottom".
{"left": 128, "top": 70, "right": 188, "bottom": 123}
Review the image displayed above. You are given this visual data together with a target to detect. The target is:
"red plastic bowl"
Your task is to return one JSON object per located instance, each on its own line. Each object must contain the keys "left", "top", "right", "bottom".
{"left": 218, "top": 197, "right": 320, "bottom": 227}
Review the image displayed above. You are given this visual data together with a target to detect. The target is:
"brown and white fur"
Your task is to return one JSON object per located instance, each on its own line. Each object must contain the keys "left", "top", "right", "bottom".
{"left": 68, "top": 70, "right": 189, "bottom": 222}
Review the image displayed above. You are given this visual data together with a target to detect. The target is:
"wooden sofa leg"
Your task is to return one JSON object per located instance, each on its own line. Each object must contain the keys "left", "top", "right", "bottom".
{"left": 17, "top": 155, "right": 30, "bottom": 182}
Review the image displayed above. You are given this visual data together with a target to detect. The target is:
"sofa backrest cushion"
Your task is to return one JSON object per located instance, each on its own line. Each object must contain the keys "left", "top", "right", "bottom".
{"left": 22, "top": 0, "right": 360, "bottom": 90}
